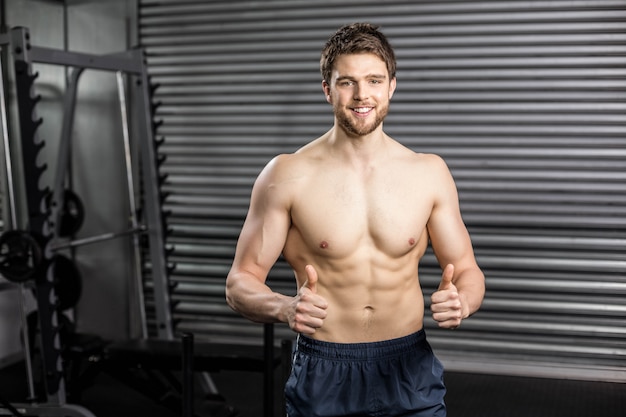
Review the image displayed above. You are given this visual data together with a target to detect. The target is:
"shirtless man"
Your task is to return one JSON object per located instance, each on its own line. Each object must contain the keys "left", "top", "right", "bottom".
{"left": 226, "top": 23, "right": 485, "bottom": 417}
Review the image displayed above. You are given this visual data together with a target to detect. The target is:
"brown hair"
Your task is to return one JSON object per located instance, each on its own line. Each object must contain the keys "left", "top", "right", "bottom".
{"left": 320, "top": 23, "right": 397, "bottom": 83}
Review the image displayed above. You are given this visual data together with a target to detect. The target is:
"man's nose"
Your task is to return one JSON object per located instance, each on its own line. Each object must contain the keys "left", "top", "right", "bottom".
{"left": 353, "top": 82, "right": 370, "bottom": 100}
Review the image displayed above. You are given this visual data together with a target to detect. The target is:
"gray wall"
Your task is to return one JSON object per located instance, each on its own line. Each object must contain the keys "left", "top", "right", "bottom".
{"left": 138, "top": 0, "right": 626, "bottom": 381}
{"left": 0, "top": 0, "right": 138, "bottom": 363}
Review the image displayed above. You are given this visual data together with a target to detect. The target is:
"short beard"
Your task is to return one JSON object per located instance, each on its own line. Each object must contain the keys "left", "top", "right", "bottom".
{"left": 335, "top": 103, "right": 389, "bottom": 137}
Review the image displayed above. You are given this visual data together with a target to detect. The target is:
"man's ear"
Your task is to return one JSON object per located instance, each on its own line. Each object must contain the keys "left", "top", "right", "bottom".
{"left": 389, "top": 77, "right": 397, "bottom": 100}
{"left": 322, "top": 80, "right": 332, "bottom": 104}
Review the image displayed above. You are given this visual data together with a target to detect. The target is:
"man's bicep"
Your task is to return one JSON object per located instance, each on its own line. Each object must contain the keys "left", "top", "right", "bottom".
{"left": 427, "top": 167, "right": 475, "bottom": 269}
{"left": 232, "top": 178, "right": 291, "bottom": 279}
{"left": 234, "top": 209, "right": 290, "bottom": 277}
{"left": 429, "top": 206, "right": 475, "bottom": 268}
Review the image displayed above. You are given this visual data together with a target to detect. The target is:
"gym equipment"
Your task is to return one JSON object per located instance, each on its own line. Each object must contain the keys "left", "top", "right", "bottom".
{"left": 0, "top": 223, "right": 95, "bottom": 287}
{"left": 1, "top": 25, "right": 294, "bottom": 417}
{"left": 44, "top": 190, "right": 85, "bottom": 237}
{"left": 0, "top": 230, "right": 43, "bottom": 283}
{"left": 0, "top": 26, "right": 171, "bottom": 417}
{"left": 47, "top": 226, "right": 145, "bottom": 252}
{"left": 104, "top": 324, "right": 292, "bottom": 417}
{"left": 21, "top": 310, "right": 102, "bottom": 404}
{"left": 182, "top": 333, "right": 194, "bottom": 417}
{"left": 51, "top": 255, "right": 82, "bottom": 312}
{"left": 0, "top": 42, "right": 37, "bottom": 404}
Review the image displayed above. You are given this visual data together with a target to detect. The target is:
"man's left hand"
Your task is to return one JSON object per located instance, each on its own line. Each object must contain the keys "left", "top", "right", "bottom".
{"left": 430, "top": 264, "right": 463, "bottom": 329}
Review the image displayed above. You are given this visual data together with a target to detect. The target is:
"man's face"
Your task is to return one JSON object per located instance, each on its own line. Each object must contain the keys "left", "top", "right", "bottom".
{"left": 323, "top": 53, "right": 396, "bottom": 137}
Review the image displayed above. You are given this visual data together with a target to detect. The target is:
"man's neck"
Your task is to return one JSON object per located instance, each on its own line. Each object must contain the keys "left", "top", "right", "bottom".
{"left": 330, "top": 125, "right": 387, "bottom": 152}
{"left": 326, "top": 125, "right": 390, "bottom": 172}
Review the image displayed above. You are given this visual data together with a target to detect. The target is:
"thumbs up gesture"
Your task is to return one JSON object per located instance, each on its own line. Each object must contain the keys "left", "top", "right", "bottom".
{"left": 430, "top": 264, "right": 463, "bottom": 329}
{"left": 287, "top": 264, "right": 328, "bottom": 335}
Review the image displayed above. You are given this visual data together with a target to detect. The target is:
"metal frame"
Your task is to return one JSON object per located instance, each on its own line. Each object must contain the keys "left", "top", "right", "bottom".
{"left": 0, "top": 26, "right": 174, "bottom": 417}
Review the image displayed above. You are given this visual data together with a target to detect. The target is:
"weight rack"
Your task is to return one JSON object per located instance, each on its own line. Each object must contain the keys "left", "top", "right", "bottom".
{"left": 0, "top": 26, "right": 174, "bottom": 416}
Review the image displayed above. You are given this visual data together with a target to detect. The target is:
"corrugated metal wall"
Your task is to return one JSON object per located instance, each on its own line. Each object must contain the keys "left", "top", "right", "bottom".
{"left": 138, "top": 0, "right": 626, "bottom": 379}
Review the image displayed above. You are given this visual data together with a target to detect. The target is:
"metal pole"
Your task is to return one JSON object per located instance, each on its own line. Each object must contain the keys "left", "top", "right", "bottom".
{"left": 48, "top": 227, "right": 145, "bottom": 251}
{"left": 116, "top": 71, "right": 148, "bottom": 339}
{"left": 0, "top": 47, "right": 36, "bottom": 401}
{"left": 182, "top": 333, "right": 194, "bottom": 417}
{"left": 48, "top": 67, "right": 83, "bottom": 246}
{"left": 134, "top": 56, "right": 173, "bottom": 340}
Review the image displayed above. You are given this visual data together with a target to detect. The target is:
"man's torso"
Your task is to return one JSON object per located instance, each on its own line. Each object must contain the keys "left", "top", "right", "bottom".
{"left": 278, "top": 138, "right": 444, "bottom": 342}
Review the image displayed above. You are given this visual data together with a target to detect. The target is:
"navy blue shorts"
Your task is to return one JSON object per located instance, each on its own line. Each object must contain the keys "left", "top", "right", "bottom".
{"left": 285, "top": 329, "right": 446, "bottom": 417}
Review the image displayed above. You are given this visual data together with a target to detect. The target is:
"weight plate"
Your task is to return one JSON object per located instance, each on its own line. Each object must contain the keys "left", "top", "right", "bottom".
{"left": 0, "top": 230, "right": 43, "bottom": 283}
{"left": 45, "top": 189, "right": 85, "bottom": 237}
{"left": 53, "top": 255, "right": 83, "bottom": 311}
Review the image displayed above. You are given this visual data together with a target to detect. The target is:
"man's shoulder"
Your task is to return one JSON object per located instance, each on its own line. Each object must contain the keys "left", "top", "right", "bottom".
{"left": 398, "top": 148, "right": 448, "bottom": 170}
{"left": 269, "top": 138, "right": 327, "bottom": 169}
{"left": 256, "top": 151, "right": 314, "bottom": 187}
{"left": 266, "top": 151, "right": 311, "bottom": 171}
{"left": 419, "top": 152, "right": 448, "bottom": 167}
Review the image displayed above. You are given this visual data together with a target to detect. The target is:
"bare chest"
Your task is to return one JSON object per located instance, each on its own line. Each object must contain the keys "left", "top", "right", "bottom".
{"left": 289, "top": 169, "right": 432, "bottom": 258}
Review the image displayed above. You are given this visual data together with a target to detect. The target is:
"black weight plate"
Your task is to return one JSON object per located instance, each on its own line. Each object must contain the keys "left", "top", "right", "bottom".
{"left": 53, "top": 255, "right": 83, "bottom": 311}
{"left": 0, "top": 230, "right": 43, "bottom": 282}
{"left": 45, "top": 189, "right": 85, "bottom": 237}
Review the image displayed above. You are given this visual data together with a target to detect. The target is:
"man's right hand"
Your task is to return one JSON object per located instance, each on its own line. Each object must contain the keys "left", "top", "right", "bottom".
{"left": 287, "top": 264, "right": 328, "bottom": 335}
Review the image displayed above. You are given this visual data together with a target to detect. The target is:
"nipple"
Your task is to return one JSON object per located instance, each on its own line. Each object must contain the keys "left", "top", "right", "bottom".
{"left": 408, "top": 238, "right": 416, "bottom": 246}
{"left": 320, "top": 240, "right": 329, "bottom": 249}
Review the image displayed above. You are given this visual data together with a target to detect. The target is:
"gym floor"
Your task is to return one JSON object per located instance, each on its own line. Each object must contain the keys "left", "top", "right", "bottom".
{"left": 1, "top": 358, "right": 625, "bottom": 417}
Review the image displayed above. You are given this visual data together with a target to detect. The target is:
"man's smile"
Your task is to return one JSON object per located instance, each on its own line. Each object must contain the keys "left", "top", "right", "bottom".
{"left": 352, "top": 107, "right": 374, "bottom": 116}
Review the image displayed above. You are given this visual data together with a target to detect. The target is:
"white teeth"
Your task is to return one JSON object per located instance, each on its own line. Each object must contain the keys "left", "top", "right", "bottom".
{"left": 353, "top": 108, "right": 371, "bottom": 113}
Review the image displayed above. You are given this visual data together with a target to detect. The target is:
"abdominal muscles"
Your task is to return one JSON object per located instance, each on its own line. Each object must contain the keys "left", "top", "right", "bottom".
{"left": 285, "top": 229, "right": 426, "bottom": 343}
{"left": 320, "top": 263, "right": 425, "bottom": 343}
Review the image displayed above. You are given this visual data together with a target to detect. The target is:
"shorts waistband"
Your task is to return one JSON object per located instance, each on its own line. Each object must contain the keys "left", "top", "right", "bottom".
{"left": 296, "top": 329, "right": 426, "bottom": 361}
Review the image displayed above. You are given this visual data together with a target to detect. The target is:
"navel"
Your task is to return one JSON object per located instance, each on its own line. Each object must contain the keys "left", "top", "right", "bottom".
{"left": 319, "top": 240, "right": 329, "bottom": 249}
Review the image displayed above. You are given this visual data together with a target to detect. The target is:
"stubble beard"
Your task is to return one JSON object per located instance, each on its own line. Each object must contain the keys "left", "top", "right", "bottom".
{"left": 335, "top": 102, "right": 389, "bottom": 137}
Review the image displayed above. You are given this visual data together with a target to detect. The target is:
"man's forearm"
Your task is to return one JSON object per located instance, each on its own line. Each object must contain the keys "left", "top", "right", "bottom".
{"left": 456, "top": 269, "right": 485, "bottom": 319}
{"left": 225, "top": 273, "right": 290, "bottom": 323}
